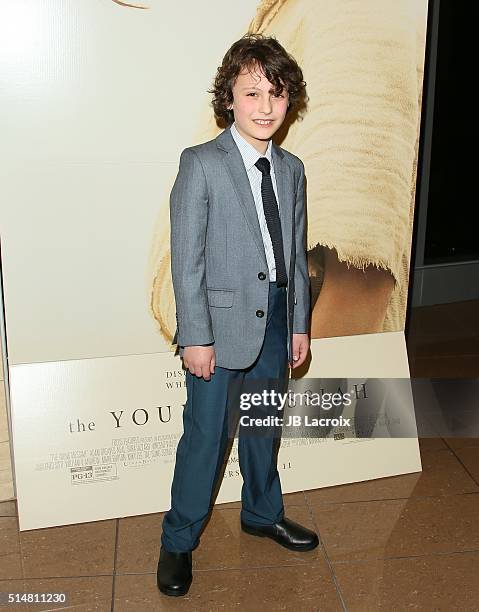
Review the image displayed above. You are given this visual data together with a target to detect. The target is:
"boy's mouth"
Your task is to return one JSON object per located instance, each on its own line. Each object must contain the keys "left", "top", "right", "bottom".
{"left": 253, "top": 119, "right": 274, "bottom": 126}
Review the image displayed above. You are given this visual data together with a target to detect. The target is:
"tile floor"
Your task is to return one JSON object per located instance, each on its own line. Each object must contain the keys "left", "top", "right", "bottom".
{"left": 0, "top": 299, "right": 477, "bottom": 610}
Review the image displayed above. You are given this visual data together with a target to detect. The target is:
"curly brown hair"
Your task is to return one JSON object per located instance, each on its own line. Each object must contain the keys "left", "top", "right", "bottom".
{"left": 208, "top": 33, "right": 306, "bottom": 125}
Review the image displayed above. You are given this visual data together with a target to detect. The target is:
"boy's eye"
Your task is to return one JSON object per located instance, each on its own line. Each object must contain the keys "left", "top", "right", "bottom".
{"left": 246, "top": 92, "right": 285, "bottom": 98}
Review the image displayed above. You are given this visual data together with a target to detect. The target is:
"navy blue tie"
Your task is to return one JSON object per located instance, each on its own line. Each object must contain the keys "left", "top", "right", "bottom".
{"left": 255, "top": 157, "right": 288, "bottom": 287}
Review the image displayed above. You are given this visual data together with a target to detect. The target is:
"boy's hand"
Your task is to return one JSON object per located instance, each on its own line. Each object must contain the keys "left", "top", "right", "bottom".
{"left": 291, "top": 333, "right": 309, "bottom": 369}
{"left": 183, "top": 346, "right": 216, "bottom": 380}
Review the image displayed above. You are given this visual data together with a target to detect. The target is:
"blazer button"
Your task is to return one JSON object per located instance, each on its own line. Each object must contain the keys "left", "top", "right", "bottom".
{"left": 258, "top": 272, "right": 266, "bottom": 280}
{"left": 256, "top": 309, "right": 264, "bottom": 318}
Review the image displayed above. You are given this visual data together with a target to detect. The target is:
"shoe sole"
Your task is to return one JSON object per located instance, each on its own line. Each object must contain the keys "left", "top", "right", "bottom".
{"left": 158, "top": 578, "right": 192, "bottom": 597}
{"left": 241, "top": 523, "right": 319, "bottom": 552}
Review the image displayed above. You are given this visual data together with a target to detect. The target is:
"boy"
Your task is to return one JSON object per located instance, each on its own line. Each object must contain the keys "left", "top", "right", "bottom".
{"left": 157, "top": 33, "right": 318, "bottom": 597}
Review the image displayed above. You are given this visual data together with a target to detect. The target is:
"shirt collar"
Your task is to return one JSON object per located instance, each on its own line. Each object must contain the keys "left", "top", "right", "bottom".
{"left": 230, "top": 121, "right": 273, "bottom": 171}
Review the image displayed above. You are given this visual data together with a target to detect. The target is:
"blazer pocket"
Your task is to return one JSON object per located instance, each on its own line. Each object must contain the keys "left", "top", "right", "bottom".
{"left": 207, "top": 288, "right": 235, "bottom": 308}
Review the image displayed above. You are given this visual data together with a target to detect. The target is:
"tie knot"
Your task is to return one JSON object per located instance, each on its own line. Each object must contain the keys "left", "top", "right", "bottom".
{"left": 255, "top": 157, "right": 271, "bottom": 175}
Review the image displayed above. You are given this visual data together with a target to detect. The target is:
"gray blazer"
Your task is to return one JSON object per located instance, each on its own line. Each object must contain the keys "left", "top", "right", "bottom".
{"left": 170, "top": 125, "right": 310, "bottom": 370}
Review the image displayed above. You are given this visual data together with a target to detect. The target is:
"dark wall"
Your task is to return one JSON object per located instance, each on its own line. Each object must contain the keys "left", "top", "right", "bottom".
{"left": 424, "top": 0, "right": 476, "bottom": 264}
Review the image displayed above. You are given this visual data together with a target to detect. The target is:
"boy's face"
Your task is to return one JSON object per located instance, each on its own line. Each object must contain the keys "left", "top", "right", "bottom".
{"left": 227, "top": 63, "right": 289, "bottom": 154}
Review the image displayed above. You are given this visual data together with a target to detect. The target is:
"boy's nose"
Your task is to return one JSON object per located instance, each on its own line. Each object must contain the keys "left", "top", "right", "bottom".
{"left": 258, "top": 98, "right": 273, "bottom": 113}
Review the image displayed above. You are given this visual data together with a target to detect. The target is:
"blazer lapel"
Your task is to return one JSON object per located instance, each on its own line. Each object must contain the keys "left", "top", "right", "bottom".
{"left": 272, "top": 142, "right": 293, "bottom": 276}
{"left": 217, "top": 128, "right": 267, "bottom": 265}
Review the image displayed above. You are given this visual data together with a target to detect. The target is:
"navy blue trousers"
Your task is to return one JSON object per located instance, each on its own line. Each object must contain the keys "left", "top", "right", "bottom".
{"left": 161, "top": 282, "right": 289, "bottom": 552}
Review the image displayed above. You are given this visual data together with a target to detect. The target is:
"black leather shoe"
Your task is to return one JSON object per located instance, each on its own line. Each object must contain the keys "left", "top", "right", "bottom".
{"left": 241, "top": 517, "right": 319, "bottom": 551}
{"left": 157, "top": 546, "right": 192, "bottom": 597}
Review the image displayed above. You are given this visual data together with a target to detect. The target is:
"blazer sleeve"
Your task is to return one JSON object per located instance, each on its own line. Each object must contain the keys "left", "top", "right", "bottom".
{"left": 293, "top": 160, "right": 311, "bottom": 334}
{"left": 170, "top": 147, "right": 214, "bottom": 347}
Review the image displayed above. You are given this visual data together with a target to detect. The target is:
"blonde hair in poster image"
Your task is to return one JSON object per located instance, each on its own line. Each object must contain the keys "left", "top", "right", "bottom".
{"left": 148, "top": 0, "right": 428, "bottom": 346}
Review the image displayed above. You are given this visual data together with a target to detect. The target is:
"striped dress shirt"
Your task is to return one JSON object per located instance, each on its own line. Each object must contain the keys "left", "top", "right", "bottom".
{"left": 230, "top": 121, "right": 280, "bottom": 282}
